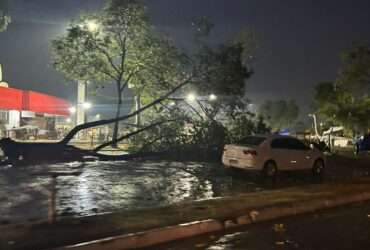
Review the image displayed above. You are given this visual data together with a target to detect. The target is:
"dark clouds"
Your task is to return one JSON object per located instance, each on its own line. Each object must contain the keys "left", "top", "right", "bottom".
{"left": 10, "top": 0, "right": 104, "bottom": 24}
{"left": 1, "top": 0, "right": 370, "bottom": 114}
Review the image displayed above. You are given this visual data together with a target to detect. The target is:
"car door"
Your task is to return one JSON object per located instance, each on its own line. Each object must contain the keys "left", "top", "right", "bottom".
{"left": 286, "top": 138, "right": 312, "bottom": 170}
{"left": 270, "top": 138, "right": 294, "bottom": 170}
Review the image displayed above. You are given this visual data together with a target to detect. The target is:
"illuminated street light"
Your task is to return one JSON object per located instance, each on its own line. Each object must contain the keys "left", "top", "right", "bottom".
{"left": 186, "top": 93, "right": 197, "bottom": 102}
{"left": 69, "top": 106, "right": 76, "bottom": 114}
{"left": 248, "top": 103, "right": 256, "bottom": 112}
{"left": 169, "top": 101, "right": 176, "bottom": 106}
{"left": 86, "top": 20, "right": 99, "bottom": 33}
{"left": 209, "top": 94, "right": 217, "bottom": 101}
{"left": 83, "top": 102, "right": 92, "bottom": 110}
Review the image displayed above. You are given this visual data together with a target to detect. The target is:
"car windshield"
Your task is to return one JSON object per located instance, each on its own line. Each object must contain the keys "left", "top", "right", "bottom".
{"left": 238, "top": 136, "right": 266, "bottom": 146}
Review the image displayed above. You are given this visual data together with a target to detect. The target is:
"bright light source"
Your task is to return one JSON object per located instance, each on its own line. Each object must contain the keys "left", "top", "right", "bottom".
{"left": 248, "top": 103, "right": 256, "bottom": 110}
{"left": 83, "top": 102, "right": 92, "bottom": 110}
{"left": 69, "top": 106, "right": 76, "bottom": 114}
{"left": 209, "top": 94, "right": 217, "bottom": 101}
{"left": 186, "top": 93, "right": 197, "bottom": 102}
{"left": 95, "top": 114, "right": 101, "bottom": 119}
{"left": 66, "top": 118, "right": 72, "bottom": 123}
{"left": 86, "top": 20, "right": 99, "bottom": 33}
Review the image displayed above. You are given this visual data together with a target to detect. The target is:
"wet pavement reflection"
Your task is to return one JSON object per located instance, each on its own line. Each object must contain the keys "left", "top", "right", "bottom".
{"left": 0, "top": 158, "right": 369, "bottom": 225}
{"left": 0, "top": 161, "right": 261, "bottom": 224}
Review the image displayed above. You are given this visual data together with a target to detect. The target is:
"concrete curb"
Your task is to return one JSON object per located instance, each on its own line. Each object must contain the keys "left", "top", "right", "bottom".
{"left": 57, "top": 190, "right": 370, "bottom": 250}
{"left": 56, "top": 220, "right": 224, "bottom": 250}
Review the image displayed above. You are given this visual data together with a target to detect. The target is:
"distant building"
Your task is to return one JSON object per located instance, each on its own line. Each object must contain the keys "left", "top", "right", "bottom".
{"left": 0, "top": 83, "right": 71, "bottom": 139}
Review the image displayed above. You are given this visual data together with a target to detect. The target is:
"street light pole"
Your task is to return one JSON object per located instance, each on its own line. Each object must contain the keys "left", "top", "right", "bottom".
{"left": 77, "top": 80, "right": 89, "bottom": 125}
{"left": 308, "top": 113, "right": 321, "bottom": 140}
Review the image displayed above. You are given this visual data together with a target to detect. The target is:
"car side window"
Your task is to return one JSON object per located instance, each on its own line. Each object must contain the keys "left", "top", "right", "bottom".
{"left": 271, "top": 138, "right": 290, "bottom": 149}
{"left": 288, "top": 138, "right": 309, "bottom": 150}
{"left": 271, "top": 138, "right": 309, "bottom": 150}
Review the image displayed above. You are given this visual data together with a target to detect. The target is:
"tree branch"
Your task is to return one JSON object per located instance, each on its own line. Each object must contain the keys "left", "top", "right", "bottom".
{"left": 60, "top": 75, "right": 194, "bottom": 144}
{"left": 94, "top": 43, "right": 122, "bottom": 77}
{"left": 98, "top": 68, "right": 120, "bottom": 82}
{"left": 120, "top": 36, "right": 127, "bottom": 76}
{"left": 93, "top": 119, "right": 175, "bottom": 152}
{"left": 137, "top": 135, "right": 164, "bottom": 153}
{"left": 124, "top": 66, "right": 141, "bottom": 89}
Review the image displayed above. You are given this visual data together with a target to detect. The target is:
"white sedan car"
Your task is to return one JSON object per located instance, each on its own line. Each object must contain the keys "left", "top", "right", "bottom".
{"left": 222, "top": 134, "right": 326, "bottom": 178}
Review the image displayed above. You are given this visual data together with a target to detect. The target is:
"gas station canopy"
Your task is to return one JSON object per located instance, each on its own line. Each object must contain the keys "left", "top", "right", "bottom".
{"left": 0, "top": 86, "right": 71, "bottom": 116}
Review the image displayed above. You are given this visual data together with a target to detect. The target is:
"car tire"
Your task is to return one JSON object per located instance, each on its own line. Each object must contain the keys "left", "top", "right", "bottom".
{"left": 262, "top": 161, "right": 277, "bottom": 180}
{"left": 354, "top": 144, "right": 359, "bottom": 155}
{"left": 312, "top": 159, "right": 325, "bottom": 177}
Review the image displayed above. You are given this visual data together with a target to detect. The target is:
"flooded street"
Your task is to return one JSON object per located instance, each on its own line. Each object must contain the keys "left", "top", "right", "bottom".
{"left": 1, "top": 157, "right": 369, "bottom": 225}
{"left": 0, "top": 161, "right": 263, "bottom": 224}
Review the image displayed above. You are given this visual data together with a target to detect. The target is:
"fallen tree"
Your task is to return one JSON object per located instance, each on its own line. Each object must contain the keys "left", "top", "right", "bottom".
{"left": 0, "top": 78, "right": 192, "bottom": 166}
{"left": 59, "top": 77, "right": 191, "bottom": 146}
{"left": 0, "top": 15, "right": 259, "bottom": 166}
{"left": 0, "top": 136, "right": 169, "bottom": 166}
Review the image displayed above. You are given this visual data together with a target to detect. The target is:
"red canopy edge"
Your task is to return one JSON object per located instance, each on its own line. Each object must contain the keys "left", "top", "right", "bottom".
{"left": 0, "top": 86, "right": 23, "bottom": 110}
{"left": 0, "top": 86, "right": 71, "bottom": 116}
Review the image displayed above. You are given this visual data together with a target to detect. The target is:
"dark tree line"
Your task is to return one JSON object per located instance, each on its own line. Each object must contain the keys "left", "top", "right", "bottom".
{"left": 313, "top": 45, "right": 370, "bottom": 135}
{"left": 1, "top": 0, "right": 270, "bottom": 165}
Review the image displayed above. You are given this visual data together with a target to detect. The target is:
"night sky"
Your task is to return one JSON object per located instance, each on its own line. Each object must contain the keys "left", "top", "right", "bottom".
{"left": 1, "top": 0, "right": 370, "bottom": 118}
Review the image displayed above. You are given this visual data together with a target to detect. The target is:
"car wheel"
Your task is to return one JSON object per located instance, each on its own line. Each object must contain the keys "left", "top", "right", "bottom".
{"left": 0, "top": 148, "right": 5, "bottom": 162}
{"left": 354, "top": 144, "right": 359, "bottom": 155}
{"left": 262, "top": 161, "right": 277, "bottom": 179}
{"left": 312, "top": 159, "right": 325, "bottom": 177}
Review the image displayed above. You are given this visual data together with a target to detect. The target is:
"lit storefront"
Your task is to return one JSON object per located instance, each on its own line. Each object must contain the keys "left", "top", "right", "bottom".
{"left": 0, "top": 85, "right": 71, "bottom": 140}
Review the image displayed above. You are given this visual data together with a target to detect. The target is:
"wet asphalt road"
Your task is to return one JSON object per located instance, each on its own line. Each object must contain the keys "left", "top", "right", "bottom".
{"left": 0, "top": 155, "right": 370, "bottom": 225}
{"left": 151, "top": 201, "right": 370, "bottom": 250}
{"left": 0, "top": 161, "right": 261, "bottom": 224}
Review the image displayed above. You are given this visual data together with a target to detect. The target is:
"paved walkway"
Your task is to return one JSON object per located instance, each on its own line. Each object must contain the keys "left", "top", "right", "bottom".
{"left": 155, "top": 201, "right": 370, "bottom": 250}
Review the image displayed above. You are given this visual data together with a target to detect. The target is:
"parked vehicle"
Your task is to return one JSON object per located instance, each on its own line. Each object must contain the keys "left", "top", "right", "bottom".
{"left": 222, "top": 134, "right": 326, "bottom": 178}
{"left": 354, "top": 134, "right": 370, "bottom": 155}
{"left": 322, "top": 126, "right": 352, "bottom": 148}
{"left": 309, "top": 140, "right": 331, "bottom": 153}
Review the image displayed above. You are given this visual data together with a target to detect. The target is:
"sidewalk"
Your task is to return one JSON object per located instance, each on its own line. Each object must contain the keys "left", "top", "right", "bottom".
{"left": 2, "top": 178, "right": 370, "bottom": 250}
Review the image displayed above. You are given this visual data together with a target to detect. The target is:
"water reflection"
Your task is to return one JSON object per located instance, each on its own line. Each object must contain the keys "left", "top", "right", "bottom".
{"left": 2, "top": 158, "right": 367, "bottom": 224}
{"left": 1, "top": 161, "right": 259, "bottom": 224}
{"left": 56, "top": 161, "right": 237, "bottom": 217}
{"left": 207, "top": 232, "right": 246, "bottom": 250}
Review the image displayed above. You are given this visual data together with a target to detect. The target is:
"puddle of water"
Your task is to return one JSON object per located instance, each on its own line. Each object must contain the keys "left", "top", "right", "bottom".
{"left": 0, "top": 161, "right": 258, "bottom": 224}
{"left": 1, "top": 159, "right": 362, "bottom": 225}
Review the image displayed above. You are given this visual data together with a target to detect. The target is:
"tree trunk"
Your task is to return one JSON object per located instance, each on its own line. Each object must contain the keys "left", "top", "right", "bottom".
{"left": 0, "top": 78, "right": 195, "bottom": 165}
{"left": 135, "top": 94, "right": 141, "bottom": 128}
{"left": 94, "top": 120, "right": 173, "bottom": 152}
{"left": 112, "top": 84, "right": 123, "bottom": 148}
